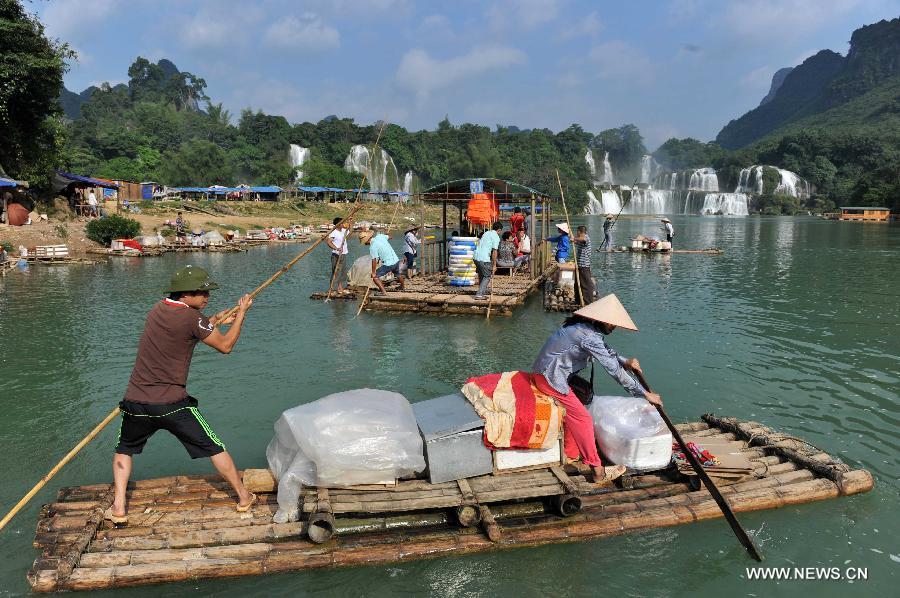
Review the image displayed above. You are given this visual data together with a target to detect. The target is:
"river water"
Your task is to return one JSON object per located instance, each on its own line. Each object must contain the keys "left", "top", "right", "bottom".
{"left": 0, "top": 216, "right": 897, "bottom": 596}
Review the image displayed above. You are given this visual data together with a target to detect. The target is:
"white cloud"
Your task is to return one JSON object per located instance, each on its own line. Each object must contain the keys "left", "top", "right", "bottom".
{"left": 395, "top": 46, "right": 526, "bottom": 102}
{"left": 41, "top": 0, "right": 121, "bottom": 41}
{"left": 739, "top": 65, "right": 775, "bottom": 92}
{"left": 264, "top": 14, "right": 340, "bottom": 50}
{"left": 716, "top": 0, "right": 862, "bottom": 43}
{"left": 588, "top": 41, "right": 654, "bottom": 84}
{"left": 559, "top": 11, "right": 603, "bottom": 40}
{"left": 180, "top": 14, "right": 238, "bottom": 50}
{"left": 487, "top": 0, "right": 561, "bottom": 32}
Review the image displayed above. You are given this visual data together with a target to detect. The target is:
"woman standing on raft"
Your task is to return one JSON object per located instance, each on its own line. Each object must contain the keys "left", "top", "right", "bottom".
{"left": 532, "top": 294, "right": 662, "bottom": 485}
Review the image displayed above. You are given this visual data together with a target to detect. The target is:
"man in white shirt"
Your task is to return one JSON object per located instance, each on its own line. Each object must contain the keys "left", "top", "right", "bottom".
{"left": 87, "top": 190, "right": 98, "bottom": 217}
{"left": 403, "top": 225, "right": 420, "bottom": 278}
{"left": 326, "top": 217, "right": 349, "bottom": 293}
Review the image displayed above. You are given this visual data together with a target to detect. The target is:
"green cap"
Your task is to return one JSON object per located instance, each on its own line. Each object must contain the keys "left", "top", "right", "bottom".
{"left": 166, "top": 265, "right": 219, "bottom": 293}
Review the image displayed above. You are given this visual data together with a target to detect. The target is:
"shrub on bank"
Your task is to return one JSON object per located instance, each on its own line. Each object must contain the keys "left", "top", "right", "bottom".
{"left": 85, "top": 215, "right": 141, "bottom": 246}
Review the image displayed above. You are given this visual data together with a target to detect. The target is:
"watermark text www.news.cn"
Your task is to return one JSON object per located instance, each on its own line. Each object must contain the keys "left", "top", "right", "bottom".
{"left": 746, "top": 567, "right": 868, "bottom": 581}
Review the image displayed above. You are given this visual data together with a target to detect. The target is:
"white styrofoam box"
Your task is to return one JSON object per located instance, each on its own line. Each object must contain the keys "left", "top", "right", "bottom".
{"left": 657, "top": 241, "right": 672, "bottom": 250}
{"left": 632, "top": 239, "right": 644, "bottom": 249}
{"left": 493, "top": 439, "right": 562, "bottom": 471}
{"left": 590, "top": 395, "right": 672, "bottom": 471}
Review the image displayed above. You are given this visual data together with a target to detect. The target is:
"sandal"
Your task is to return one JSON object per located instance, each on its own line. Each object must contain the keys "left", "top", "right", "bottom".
{"left": 593, "top": 465, "right": 627, "bottom": 486}
{"left": 236, "top": 493, "right": 257, "bottom": 513}
{"left": 103, "top": 507, "right": 128, "bottom": 525}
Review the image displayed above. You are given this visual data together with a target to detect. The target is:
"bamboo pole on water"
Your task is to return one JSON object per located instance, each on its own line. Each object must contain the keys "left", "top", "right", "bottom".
{"left": 555, "top": 169, "right": 584, "bottom": 308}
{"left": 0, "top": 406, "right": 121, "bottom": 532}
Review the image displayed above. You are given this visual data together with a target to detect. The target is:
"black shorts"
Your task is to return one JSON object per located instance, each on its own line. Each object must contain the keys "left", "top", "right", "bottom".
{"left": 115, "top": 397, "right": 226, "bottom": 459}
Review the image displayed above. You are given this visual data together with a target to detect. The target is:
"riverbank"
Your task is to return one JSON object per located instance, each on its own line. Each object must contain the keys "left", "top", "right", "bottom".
{"left": 0, "top": 200, "right": 445, "bottom": 257}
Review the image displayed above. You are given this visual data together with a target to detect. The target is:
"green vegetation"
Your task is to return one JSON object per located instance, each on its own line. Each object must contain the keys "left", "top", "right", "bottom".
{"left": 0, "top": 0, "right": 74, "bottom": 188}
{"left": 85, "top": 214, "right": 141, "bottom": 245}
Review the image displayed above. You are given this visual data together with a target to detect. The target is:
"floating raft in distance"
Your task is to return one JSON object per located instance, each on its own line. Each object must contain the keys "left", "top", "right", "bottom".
{"left": 28, "top": 414, "right": 873, "bottom": 592}
{"left": 309, "top": 291, "right": 358, "bottom": 301}
{"left": 360, "top": 265, "right": 556, "bottom": 317}
{"left": 598, "top": 248, "right": 724, "bottom": 255}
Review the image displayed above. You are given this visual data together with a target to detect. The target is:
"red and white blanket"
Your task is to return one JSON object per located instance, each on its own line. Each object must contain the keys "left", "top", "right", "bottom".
{"left": 461, "top": 371, "right": 562, "bottom": 450}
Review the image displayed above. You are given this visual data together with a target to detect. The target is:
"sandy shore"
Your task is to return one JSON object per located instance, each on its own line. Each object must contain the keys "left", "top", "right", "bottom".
{"left": 1, "top": 200, "right": 443, "bottom": 257}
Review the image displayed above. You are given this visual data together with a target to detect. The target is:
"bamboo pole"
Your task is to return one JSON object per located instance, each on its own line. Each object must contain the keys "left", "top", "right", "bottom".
{"left": 0, "top": 406, "right": 121, "bottom": 532}
{"left": 555, "top": 169, "right": 583, "bottom": 307}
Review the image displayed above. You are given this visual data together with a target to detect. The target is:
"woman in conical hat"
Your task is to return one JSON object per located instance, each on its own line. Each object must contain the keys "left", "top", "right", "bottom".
{"left": 532, "top": 293, "right": 662, "bottom": 485}
{"left": 546, "top": 222, "right": 571, "bottom": 263}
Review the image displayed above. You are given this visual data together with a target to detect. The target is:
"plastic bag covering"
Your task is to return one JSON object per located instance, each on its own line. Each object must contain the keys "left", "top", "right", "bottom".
{"left": 589, "top": 396, "right": 672, "bottom": 470}
{"left": 347, "top": 255, "right": 373, "bottom": 287}
{"left": 266, "top": 389, "right": 426, "bottom": 522}
{"left": 203, "top": 230, "right": 225, "bottom": 245}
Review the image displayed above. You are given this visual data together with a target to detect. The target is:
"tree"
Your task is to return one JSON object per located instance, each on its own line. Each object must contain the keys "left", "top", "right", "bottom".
{"left": 0, "top": 0, "right": 75, "bottom": 188}
{"left": 158, "top": 139, "right": 233, "bottom": 186}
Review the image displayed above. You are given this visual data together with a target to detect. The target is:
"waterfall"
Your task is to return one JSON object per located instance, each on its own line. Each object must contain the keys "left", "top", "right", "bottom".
{"left": 585, "top": 190, "right": 602, "bottom": 214}
{"left": 640, "top": 155, "right": 652, "bottom": 184}
{"left": 625, "top": 189, "right": 676, "bottom": 214}
{"left": 289, "top": 145, "right": 310, "bottom": 181}
{"left": 735, "top": 165, "right": 809, "bottom": 198}
{"left": 700, "top": 193, "right": 749, "bottom": 216}
{"left": 344, "top": 145, "right": 402, "bottom": 200}
{"left": 688, "top": 167, "right": 719, "bottom": 191}
{"left": 585, "top": 150, "right": 597, "bottom": 182}
{"left": 600, "top": 151, "right": 615, "bottom": 184}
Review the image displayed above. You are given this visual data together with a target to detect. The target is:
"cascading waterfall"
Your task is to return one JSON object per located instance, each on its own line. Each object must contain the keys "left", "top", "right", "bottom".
{"left": 289, "top": 145, "right": 310, "bottom": 181}
{"left": 640, "top": 155, "right": 652, "bottom": 184}
{"left": 687, "top": 167, "right": 719, "bottom": 191}
{"left": 585, "top": 150, "right": 597, "bottom": 182}
{"left": 599, "top": 151, "right": 615, "bottom": 184}
{"left": 585, "top": 190, "right": 602, "bottom": 215}
{"left": 699, "top": 193, "right": 750, "bottom": 216}
{"left": 585, "top": 149, "right": 615, "bottom": 185}
{"left": 344, "top": 145, "right": 403, "bottom": 200}
{"left": 734, "top": 165, "right": 809, "bottom": 198}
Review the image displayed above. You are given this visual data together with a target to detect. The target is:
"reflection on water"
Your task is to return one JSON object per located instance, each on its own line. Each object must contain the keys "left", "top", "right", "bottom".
{"left": 0, "top": 216, "right": 897, "bottom": 596}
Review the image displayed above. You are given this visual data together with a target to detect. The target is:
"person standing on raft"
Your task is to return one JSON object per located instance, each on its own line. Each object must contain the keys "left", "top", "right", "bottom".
{"left": 546, "top": 222, "right": 572, "bottom": 264}
{"left": 601, "top": 214, "right": 614, "bottom": 250}
{"left": 532, "top": 294, "right": 662, "bottom": 485}
{"left": 106, "top": 266, "right": 256, "bottom": 524}
{"left": 661, "top": 218, "right": 674, "bottom": 247}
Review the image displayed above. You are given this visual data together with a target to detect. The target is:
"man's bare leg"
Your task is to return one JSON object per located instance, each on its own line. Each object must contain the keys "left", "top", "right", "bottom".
{"left": 210, "top": 451, "right": 254, "bottom": 506}
{"left": 372, "top": 276, "right": 387, "bottom": 293}
{"left": 111, "top": 453, "right": 132, "bottom": 517}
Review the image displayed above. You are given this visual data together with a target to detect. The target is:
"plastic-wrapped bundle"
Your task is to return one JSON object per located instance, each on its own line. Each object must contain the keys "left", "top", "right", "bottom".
{"left": 347, "top": 256, "right": 373, "bottom": 287}
{"left": 589, "top": 396, "right": 671, "bottom": 471}
{"left": 266, "top": 389, "right": 426, "bottom": 522}
{"left": 447, "top": 236, "right": 478, "bottom": 286}
{"left": 204, "top": 230, "right": 225, "bottom": 246}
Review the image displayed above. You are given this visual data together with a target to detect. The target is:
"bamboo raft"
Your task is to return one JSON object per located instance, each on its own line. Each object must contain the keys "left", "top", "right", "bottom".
{"left": 309, "top": 291, "right": 358, "bottom": 301}
{"left": 25, "top": 256, "right": 101, "bottom": 266}
{"left": 361, "top": 265, "right": 556, "bottom": 316}
{"left": 28, "top": 414, "right": 873, "bottom": 592}
{"left": 88, "top": 244, "right": 248, "bottom": 258}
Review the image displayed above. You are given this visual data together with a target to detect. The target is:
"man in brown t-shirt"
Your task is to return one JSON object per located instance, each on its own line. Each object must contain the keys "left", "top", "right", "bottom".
{"left": 107, "top": 265, "right": 255, "bottom": 524}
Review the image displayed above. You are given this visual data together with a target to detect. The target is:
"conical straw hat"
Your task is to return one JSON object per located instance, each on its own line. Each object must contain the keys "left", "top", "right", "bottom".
{"left": 574, "top": 293, "right": 638, "bottom": 331}
{"left": 556, "top": 222, "right": 570, "bottom": 234}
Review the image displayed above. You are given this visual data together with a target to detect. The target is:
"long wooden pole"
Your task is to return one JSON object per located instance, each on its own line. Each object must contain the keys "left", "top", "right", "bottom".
{"left": 555, "top": 170, "right": 583, "bottom": 307}
{"left": 0, "top": 406, "right": 121, "bottom": 532}
{"left": 632, "top": 370, "right": 764, "bottom": 562}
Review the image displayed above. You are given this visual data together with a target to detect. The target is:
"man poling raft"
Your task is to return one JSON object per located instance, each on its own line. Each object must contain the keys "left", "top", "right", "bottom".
{"left": 106, "top": 265, "right": 256, "bottom": 524}
{"left": 531, "top": 293, "right": 663, "bottom": 485}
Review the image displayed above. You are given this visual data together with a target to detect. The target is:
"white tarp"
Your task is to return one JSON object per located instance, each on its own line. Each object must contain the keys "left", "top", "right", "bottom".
{"left": 266, "top": 389, "right": 425, "bottom": 522}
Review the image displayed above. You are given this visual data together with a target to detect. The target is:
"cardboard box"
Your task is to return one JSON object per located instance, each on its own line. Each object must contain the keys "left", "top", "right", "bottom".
{"left": 413, "top": 394, "right": 493, "bottom": 484}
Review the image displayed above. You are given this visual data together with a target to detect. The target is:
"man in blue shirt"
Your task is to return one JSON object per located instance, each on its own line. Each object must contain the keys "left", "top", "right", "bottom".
{"left": 362, "top": 230, "right": 405, "bottom": 295}
{"left": 547, "top": 223, "right": 571, "bottom": 263}
{"left": 473, "top": 221, "right": 503, "bottom": 299}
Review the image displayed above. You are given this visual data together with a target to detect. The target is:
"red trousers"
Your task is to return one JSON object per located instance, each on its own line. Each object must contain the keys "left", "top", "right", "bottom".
{"left": 533, "top": 374, "right": 603, "bottom": 467}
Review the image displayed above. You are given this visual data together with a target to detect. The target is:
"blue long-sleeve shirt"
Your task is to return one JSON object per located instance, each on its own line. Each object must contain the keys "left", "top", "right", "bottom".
{"left": 547, "top": 233, "right": 571, "bottom": 261}
{"left": 532, "top": 322, "right": 647, "bottom": 398}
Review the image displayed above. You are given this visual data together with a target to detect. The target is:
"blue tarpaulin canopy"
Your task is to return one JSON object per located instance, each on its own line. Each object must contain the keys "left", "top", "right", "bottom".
{"left": 54, "top": 170, "right": 119, "bottom": 189}
{"left": 0, "top": 178, "right": 16, "bottom": 187}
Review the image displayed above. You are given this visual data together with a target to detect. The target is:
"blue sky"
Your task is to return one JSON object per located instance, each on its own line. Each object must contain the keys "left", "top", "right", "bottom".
{"left": 34, "top": 0, "right": 900, "bottom": 149}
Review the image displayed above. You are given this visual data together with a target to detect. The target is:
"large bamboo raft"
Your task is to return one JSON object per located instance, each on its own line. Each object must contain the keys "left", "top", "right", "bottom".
{"left": 28, "top": 414, "right": 873, "bottom": 592}
{"left": 361, "top": 265, "right": 556, "bottom": 316}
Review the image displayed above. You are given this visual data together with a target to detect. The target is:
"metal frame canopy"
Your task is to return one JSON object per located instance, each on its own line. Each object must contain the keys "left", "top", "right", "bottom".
{"left": 417, "top": 178, "right": 549, "bottom": 203}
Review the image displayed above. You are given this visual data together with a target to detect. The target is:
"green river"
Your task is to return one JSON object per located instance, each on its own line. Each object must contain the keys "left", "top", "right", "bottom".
{"left": 0, "top": 216, "right": 897, "bottom": 597}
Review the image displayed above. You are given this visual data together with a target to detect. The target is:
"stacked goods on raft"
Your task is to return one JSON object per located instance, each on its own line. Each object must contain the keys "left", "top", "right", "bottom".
{"left": 630, "top": 235, "right": 671, "bottom": 252}
{"left": 590, "top": 396, "right": 672, "bottom": 471}
{"left": 447, "top": 236, "right": 478, "bottom": 286}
